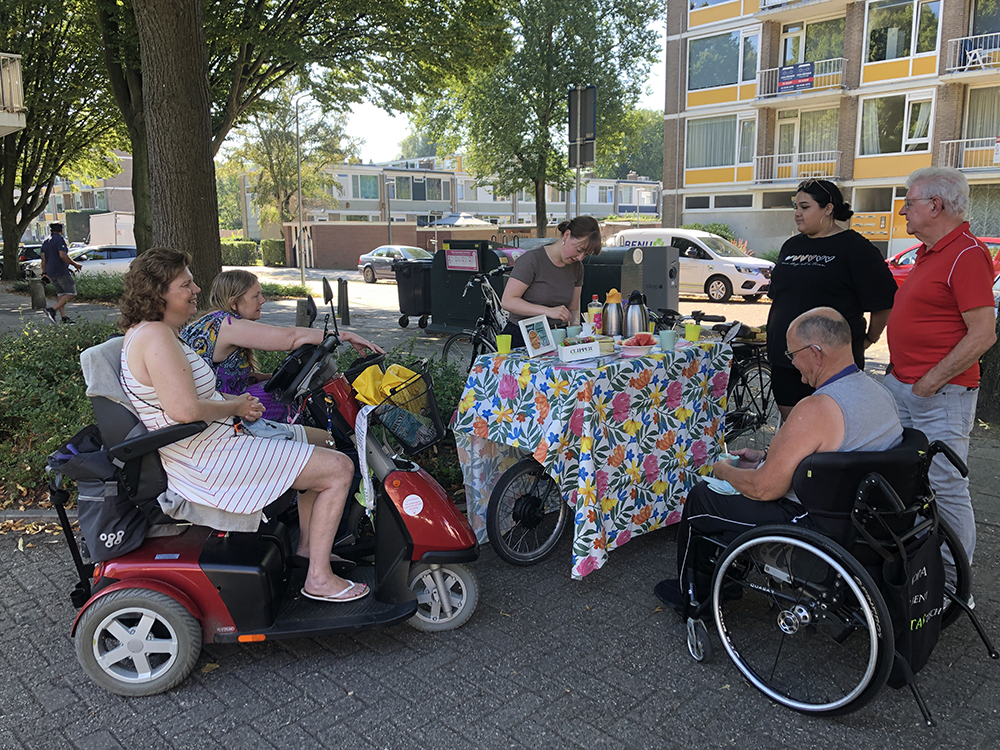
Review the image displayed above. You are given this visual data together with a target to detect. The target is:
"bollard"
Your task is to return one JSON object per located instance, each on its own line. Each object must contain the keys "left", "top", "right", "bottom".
{"left": 295, "top": 299, "right": 311, "bottom": 327}
{"left": 29, "top": 279, "right": 47, "bottom": 309}
{"left": 338, "top": 278, "right": 350, "bottom": 325}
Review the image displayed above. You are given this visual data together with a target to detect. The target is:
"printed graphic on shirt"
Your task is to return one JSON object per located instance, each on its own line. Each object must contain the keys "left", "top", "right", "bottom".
{"left": 781, "top": 255, "right": 837, "bottom": 267}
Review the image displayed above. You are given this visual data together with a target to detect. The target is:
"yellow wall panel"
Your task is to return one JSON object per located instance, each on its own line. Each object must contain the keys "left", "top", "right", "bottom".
{"left": 742, "top": 0, "right": 759, "bottom": 12}
{"left": 689, "top": 1, "right": 743, "bottom": 27}
{"left": 911, "top": 55, "right": 937, "bottom": 77}
{"left": 739, "top": 82, "right": 757, "bottom": 100}
{"left": 853, "top": 152, "right": 932, "bottom": 180}
{"left": 891, "top": 199, "right": 912, "bottom": 239}
{"left": 736, "top": 165, "right": 754, "bottom": 182}
{"left": 851, "top": 213, "right": 893, "bottom": 241}
{"left": 862, "top": 59, "right": 911, "bottom": 84}
{"left": 685, "top": 167, "right": 737, "bottom": 185}
{"left": 687, "top": 85, "right": 739, "bottom": 108}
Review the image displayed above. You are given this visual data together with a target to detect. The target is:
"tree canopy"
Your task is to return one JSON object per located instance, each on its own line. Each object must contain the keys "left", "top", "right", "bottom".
{"left": 416, "top": 0, "right": 666, "bottom": 235}
{"left": 227, "top": 83, "right": 359, "bottom": 227}
{"left": 595, "top": 108, "right": 664, "bottom": 183}
{"left": 0, "top": 0, "right": 122, "bottom": 280}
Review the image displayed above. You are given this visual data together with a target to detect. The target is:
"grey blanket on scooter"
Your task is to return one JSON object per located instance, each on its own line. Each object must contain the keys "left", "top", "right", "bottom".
{"left": 80, "top": 337, "right": 263, "bottom": 532}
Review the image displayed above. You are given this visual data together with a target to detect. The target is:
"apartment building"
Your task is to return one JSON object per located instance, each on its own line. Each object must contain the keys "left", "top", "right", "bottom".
{"left": 663, "top": 0, "right": 1000, "bottom": 256}
{"left": 319, "top": 157, "right": 661, "bottom": 227}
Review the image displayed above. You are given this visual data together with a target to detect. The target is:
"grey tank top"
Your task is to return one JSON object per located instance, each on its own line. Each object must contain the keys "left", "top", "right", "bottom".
{"left": 815, "top": 369, "right": 902, "bottom": 452}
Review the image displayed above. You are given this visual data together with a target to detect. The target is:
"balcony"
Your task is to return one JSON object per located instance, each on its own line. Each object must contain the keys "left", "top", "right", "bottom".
{"left": 756, "top": 0, "right": 850, "bottom": 23}
{"left": 0, "top": 53, "right": 26, "bottom": 137}
{"left": 754, "top": 151, "right": 841, "bottom": 183}
{"left": 942, "top": 33, "right": 1000, "bottom": 84}
{"left": 938, "top": 138, "right": 1000, "bottom": 173}
{"left": 755, "top": 58, "right": 846, "bottom": 107}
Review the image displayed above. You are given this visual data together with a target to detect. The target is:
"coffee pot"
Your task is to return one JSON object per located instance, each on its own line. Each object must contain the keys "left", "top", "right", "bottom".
{"left": 601, "top": 289, "right": 624, "bottom": 337}
{"left": 624, "top": 290, "right": 649, "bottom": 338}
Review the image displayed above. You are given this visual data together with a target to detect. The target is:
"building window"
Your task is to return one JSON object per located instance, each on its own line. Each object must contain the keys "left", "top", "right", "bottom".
{"left": 686, "top": 115, "right": 738, "bottom": 168}
{"left": 738, "top": 118, "right": 756, "bottom": 164}
{"left": 783, "top": 19, "right": 844, "bottom": 65}
{"left": 385, "top": 178, "right": 396, "bottom": 200}
{"left": 426, "top": 177, "right": 443, "bottom": 201}
{"left": 715, "top": 194, "right": 754, "bottom": 208}
{"left": 866, "top": 0, "right": 939, "bottom": 62}
{"left": 686, "top": 196, "right": 711, "bottom": 209}
{"left": 688, "top": 33, "right": 740, "bottom": 91}
{"left": 742, "top": 34, "right": 758, "bottom": 82}
{"left": 619, "top": 185, "right": 635, "bottom": 204}
{"left": 395, "top": 176, "right": 412, "bottom": 200}
{"left": 966, "top": 87, "right": 1000, "bottom": 139}
{"left": 974, "top": 0, "right": 1000, "bottom": 35}
{"left": 443, "top": 180, "right": 451, "bottom": 201}
{"left": 598, "top": 185, "right": 613, "bottom": 203}
{"left": 689, "top": 0, "right": 733, "bottom": 8}
{"left": 351, "top": 174, "right": 379, "bottom": 199}
{"left": 859, "top": 93, "right": 933, "bottom": 155}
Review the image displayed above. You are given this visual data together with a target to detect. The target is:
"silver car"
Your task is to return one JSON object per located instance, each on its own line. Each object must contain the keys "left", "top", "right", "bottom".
{"left": 23, "top": 244, "right": 138, "bottom": 278}
{"left": 358, "top": 245, "right": 432, "bottom": 283}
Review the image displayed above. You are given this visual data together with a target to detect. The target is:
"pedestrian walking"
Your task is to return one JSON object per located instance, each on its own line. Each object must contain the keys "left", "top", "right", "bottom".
{"left": 40, "top": 222, "right": 82, "bottom": 323}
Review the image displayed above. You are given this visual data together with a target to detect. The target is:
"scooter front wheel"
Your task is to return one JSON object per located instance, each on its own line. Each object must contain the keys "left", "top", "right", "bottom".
{"left": 407, "top": 563, "right": 478, "bottom": 632}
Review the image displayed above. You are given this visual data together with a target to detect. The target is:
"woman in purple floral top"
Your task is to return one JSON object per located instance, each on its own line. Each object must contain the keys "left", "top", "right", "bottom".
{"left": 181, "top": 270, "right": 381, "bottom": 422}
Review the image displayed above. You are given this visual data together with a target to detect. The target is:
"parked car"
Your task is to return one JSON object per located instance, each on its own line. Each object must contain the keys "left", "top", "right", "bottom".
{"left": 887, "top": 237, "right": 1000, "bottom": 286}
{"left": 19, "top": 243, "right": 43, "bottom": 263}
{"left": 358, "top": 245, "right": 432, "bottom": 283}
{"left": 22, "top": 245, "right": 137, "bottom": 278}
{"left": 606, "top": 228, "right": 773, "bottom": 302}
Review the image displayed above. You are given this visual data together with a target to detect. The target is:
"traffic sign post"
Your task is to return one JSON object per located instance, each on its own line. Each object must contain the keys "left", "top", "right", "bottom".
{"left": 568, "top": 85, "right": 597, "bottom": 217}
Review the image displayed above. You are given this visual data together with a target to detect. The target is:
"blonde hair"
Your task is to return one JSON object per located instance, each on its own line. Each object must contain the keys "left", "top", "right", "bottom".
{"left": 207, "top": 269, "right": 261, "bottom": 372}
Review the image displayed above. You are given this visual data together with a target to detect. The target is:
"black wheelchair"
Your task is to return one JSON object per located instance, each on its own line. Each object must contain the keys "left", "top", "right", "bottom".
{"left": 673, "top": 428, "right": 997, "bottom": 724}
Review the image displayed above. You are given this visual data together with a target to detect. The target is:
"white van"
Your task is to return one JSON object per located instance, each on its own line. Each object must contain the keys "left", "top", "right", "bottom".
{"left": 607, "top": 228, "right": 773, "bottom": 303}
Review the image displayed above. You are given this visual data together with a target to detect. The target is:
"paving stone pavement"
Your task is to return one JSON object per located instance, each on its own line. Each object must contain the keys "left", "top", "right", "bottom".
{"left": 1, "top": 271, "right": 997, "bottom": 748}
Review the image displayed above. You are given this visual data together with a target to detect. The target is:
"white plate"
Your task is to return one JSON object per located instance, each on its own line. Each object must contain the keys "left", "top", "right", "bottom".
{"left": 619, "top": 344, "right": 655, "bottom": 357}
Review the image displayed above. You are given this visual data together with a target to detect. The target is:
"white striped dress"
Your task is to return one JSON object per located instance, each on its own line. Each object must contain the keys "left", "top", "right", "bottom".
{"left": 120, "top": 323, "right": 314, "bottom": 514}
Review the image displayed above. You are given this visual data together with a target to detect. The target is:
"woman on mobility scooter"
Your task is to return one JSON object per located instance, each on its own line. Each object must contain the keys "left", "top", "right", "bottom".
{"left": 180, "top": 269, "right": 382, "bottom": 426}
{"left": 656, "top": 307, "right": 903, "bottom": 613}
{"left": 119, "top": 248, "right": 366, "bottom": 603}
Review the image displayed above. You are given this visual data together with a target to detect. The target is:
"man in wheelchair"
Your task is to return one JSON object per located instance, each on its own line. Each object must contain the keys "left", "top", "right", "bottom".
{"left": 656, "top": 307, "right": 904, "bottom": 614}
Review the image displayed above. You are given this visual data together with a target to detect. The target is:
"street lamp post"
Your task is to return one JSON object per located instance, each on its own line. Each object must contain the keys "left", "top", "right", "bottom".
{"left": 293, "top": 93, "right": 309, "bottom": 288}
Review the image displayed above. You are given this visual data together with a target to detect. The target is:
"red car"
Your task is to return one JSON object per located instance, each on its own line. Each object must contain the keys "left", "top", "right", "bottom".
{"left": 887, "top": 237, "right": 1000, "bottom": 286}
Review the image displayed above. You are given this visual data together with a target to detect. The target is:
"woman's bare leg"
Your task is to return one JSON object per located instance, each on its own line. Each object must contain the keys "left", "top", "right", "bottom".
{"left": 295, "top": 426, "right": 337, "bottom": 556}
{"left": 292, "top": 447, "right": 358, "bottom": 597}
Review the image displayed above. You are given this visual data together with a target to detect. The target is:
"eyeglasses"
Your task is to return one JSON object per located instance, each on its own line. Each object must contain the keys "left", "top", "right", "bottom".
{"left": 797, "top": 178, "right": 832, "bottom": 200}
{"left": 902, "top": 197, "right": 935, "bottom": 209}
{"left": 785, "top": 343, "right": 821, "bottom": 361}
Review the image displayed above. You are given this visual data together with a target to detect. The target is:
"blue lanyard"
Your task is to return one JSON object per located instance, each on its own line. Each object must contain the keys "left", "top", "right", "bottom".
{"left": 819, "top": 364, "right": 858, "bottom": 389}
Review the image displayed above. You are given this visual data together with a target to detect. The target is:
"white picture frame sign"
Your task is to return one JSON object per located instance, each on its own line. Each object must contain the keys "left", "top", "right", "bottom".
{"left": 518, "top": 315, "right": 556, "bottom": 357}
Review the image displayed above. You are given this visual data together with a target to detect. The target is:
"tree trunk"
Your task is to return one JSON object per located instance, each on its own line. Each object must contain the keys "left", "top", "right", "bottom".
{"left": 976, "top": 319, "right": 1000, "bottom": 424}
{"left": 534, "top": 178, "right": 548, "bottom": 238}
{"left": 132, "top": 0, "right": 220, "bottom": 292}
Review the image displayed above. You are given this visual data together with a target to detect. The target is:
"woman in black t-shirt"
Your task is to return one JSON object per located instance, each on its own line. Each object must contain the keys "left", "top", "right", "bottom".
{"left": 767, "top": 179, "right": 897, "bottom": 420}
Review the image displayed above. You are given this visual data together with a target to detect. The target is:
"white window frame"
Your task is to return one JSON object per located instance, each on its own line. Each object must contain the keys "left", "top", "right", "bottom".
{"left": 741, "top": 30, "right": 760, "bottom": 83}
{"left": 856, "top": 89, "right": 935, "bottom": 157}
{"left": 738, "top": 113, "right": 756, "bottom": 165}
{"left": 687, "top": 31, "right": 740, "bottom": 93}
{"left": 685, "top": 113, "right": 739, "bottom": 170}
{"left": 863, "top": 0, "right": 941, "bottom": 64}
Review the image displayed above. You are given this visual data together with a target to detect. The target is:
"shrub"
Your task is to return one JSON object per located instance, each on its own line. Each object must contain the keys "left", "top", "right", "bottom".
{"left": 759, "top": 250, "right": 780, "bottom": 264}
{"left": 261, "top": 239, "right": 285, "bottom": 267}
{"left": 221, "top": 240, "right": 260, "bottom": 266}
{"left": 680, "top": 222, "right": 738, "bottom": 242}
{"left": 0, "top": 321, "right": 119, "bottom": 504}
{"left": 11, "top": 272, "right": 125, "bottom": 302}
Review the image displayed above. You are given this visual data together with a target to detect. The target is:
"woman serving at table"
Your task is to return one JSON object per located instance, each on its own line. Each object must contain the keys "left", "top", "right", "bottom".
{"left": 500, "top": 216, "right": 603, "bottom": 348}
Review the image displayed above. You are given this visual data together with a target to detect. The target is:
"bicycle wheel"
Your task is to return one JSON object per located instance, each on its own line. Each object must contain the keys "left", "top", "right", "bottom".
{"left": 487, "top": 457, "right": 568, "bottom": 565}
{"left": 713, "top": 525, "right": 893, "bottom": 717}
{"left": 726, "top": 359, "right": 779, "bottom": 452}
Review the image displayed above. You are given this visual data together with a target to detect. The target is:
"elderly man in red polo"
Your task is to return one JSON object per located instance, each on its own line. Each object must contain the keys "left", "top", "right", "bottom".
{"left": 886, "top": 167, "right": 997, "bottom": 574}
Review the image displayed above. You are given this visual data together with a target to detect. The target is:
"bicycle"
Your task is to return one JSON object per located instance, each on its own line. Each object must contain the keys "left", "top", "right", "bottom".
{"left": 442, "top": 266, "right": 511, "bottom": 373}
{"left": 652, "top": 308, "right": 779, "bottom": 452}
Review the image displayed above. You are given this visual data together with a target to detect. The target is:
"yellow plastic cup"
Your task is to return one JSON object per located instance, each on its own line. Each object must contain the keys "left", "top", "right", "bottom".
{"left": 496, "top": 334, "right": 512, "bottom": 354}
{"left": 685, "top": 323, "right": 701, "bottom": 342}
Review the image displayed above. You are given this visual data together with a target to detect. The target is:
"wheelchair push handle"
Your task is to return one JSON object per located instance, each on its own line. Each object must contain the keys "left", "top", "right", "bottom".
{"left": 927, "top": 440, "right": 969, "bottom": 478}
{"left": 856, "top": 471, "right": 907, "bottom": 514}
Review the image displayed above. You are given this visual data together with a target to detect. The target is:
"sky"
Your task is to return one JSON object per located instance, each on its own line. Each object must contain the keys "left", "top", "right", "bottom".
{"left": 343, "top": 23, "right": 667, "bottom": 164}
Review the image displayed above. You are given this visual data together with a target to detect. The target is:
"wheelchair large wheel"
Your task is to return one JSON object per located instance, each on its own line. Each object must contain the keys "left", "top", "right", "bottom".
{"left": 712, "top": 525, "right": 893, "bottom": 716}
{"left": 487, "top": 457, "right": 568, "bottom": 565}
{"left": 939, "top": 517, "right": 972, "bottom": 630}
{"left": 725, "top": 360, "right": 779, "bottom": 452}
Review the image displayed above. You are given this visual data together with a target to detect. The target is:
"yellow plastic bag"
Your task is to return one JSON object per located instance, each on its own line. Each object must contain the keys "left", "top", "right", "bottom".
{"left": 381, "top": 363, "right": 418, "bottom": 394}
{"left": 353, "top": 364, "right": 385, "bottom": 406}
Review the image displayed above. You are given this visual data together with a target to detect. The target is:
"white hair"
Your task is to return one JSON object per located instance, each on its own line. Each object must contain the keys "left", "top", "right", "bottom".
{"left": 906, "top": 167, "right": 970, "bottom": 220}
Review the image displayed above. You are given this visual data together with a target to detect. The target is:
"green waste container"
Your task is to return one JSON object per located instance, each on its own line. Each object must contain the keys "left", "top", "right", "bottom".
{"left": 428, "top": 240, "right": 510, "bottom": 334}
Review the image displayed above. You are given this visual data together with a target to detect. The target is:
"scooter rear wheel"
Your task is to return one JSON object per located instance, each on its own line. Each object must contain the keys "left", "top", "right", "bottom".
{"left": 407, "top": 563, "right": 478, "bottom": 632}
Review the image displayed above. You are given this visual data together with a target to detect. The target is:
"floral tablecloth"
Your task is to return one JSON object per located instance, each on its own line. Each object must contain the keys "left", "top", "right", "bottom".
{"left": 450, "top": 343, "right": 734, "bottom": 579}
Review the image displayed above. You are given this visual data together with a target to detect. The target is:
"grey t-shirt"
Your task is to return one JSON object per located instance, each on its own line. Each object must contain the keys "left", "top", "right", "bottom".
{"left": 507, "top": 246, "right": 584, "bottom": 324}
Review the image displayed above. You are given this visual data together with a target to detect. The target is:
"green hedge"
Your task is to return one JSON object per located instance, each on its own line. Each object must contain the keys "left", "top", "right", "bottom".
{"left": 680, "top": 222, "right": 737, "bottom": 242}
{"left": 221, "top": 239, "right": 260, "bottom": 266}
{"left": 261, "top": 238, "right": 285, "bottom": 267}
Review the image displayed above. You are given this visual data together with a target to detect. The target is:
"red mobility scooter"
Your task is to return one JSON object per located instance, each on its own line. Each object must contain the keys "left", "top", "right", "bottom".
{"left": 50, "top": 280, "right": 479, "bottom": 696}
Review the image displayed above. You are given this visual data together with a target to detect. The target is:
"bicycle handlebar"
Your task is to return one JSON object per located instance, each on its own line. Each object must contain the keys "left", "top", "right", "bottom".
{"left": 462, "top": 265, "right": 512, "bottom": 297}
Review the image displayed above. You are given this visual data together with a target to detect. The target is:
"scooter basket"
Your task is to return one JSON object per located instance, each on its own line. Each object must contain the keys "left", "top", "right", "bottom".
{"left": 372, "top": 368, "right": 446, "bottom": 455}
